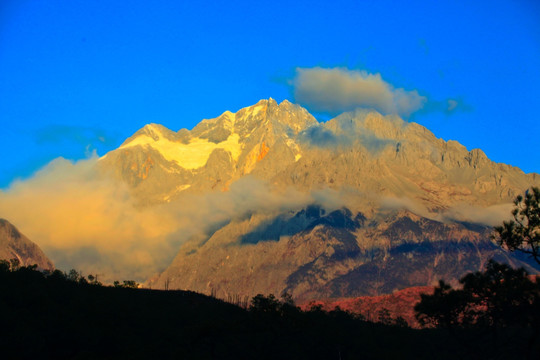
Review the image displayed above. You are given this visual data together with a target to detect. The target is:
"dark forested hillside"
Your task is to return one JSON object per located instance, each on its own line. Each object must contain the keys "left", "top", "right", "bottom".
{"left": 1, "top": 263, "right": 538, "bottom": 359}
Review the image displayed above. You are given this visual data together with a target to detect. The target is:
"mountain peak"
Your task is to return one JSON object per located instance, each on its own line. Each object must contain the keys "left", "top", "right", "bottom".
{"left": 102, "top": 99, "right": 539, "bottom": 208}
{"left": 119, "top": 123, "right": 187, "bottom": 148}
{"left": 280, "top": 99, "right": 291, "bottom": 105}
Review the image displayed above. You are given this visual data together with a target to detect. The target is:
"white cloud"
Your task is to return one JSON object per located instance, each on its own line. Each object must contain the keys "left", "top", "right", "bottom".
{"left": 442, "top": 203, "right": 514, "bottom": 227}
{"left": 381, "top": 196, "right": 513, "bottom": 227}
{"left": 0, "top": 156, "right": 351, "bottom": 282}
{"left": 0, "top": 154, "right": 512, "bottom": 282}
{"left": 0, "top": 156, "right": 179, "bottom": 281}
{"left": 293, "top": 67, "right": 427, "bottom": 117}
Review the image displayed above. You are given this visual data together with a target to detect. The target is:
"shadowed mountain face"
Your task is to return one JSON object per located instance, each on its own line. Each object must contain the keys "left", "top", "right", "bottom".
{"left": 0, "top": 219, "right": 54, "bottom": 270}
{"left": 96, "top": 99, "right": 540, "bottom": 299}
{"left": 147, "top": 207, "right": 538, "bottom": 301}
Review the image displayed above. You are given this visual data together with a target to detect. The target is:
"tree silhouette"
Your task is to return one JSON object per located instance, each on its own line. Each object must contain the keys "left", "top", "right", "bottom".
{"left": 493, "top": 186, "right": 540, "bottom": 265}
{"left": 415, "top": 260, "right": 540, "bottom": 328}
{"left": 414, "top": 279, "right": 470, "bottom": 328}
{"left": 249, "top": 294, "right": 281, "bottom": 313}
{"left": 113, "top": 280, "right": 139, "bottom": 288}
{"left": 377, "top": 308, "right": 393, "bottom": 326}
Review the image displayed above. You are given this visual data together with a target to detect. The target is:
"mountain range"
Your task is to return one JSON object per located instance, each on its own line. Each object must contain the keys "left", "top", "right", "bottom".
{"left": 100, "top": 99, "right": 537, "bottom": 207}
{"left": 3, "top": 98, "right": 538, "bottom": 302}
{"left": 93, "top": 98, "right": 540, "bottom": 301}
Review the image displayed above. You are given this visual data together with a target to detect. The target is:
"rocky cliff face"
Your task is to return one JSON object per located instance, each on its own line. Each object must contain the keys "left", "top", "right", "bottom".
{"left": 98, "top": 99, "right": 316, "bottom": 204}
{"left": 100, "top": 99, "right": 537, "bottom": 208}
{"left": 98, "top": 99, "right": 540, "bottom": 299}
{"left": 0, "top": 219, "right": 54, "bottom": 270}
{"left": 146, "top": 207, "right": 537, "bottom": 301}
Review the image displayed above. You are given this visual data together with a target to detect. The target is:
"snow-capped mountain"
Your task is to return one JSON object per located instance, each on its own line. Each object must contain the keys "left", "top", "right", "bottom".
{"left": 98, "top": 99, "right": 539, "bottom": 299}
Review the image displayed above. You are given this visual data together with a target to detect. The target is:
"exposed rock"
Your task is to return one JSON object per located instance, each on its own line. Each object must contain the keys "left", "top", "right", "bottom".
{"left": 97, "top": 99, "right": 540, "bottom": 299}
{"left": 98, "top": 99, "right": 317, "bottom": 204}
{"left": 0, "top": 219, "right": 54, "bottom": 270}
{"left": 146, "top": 207, "right": 539, "bottom": 301}
{"left": 99, "top": 100, "right": 538, "bottom": 208}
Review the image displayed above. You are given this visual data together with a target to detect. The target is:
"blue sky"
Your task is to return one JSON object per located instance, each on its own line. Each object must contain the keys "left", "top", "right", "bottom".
{"left": 1, "top": 0, "right": 539, "bottom": 187}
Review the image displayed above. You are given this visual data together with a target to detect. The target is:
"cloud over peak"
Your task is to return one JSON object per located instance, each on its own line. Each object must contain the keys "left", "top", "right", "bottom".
{"left": 293, "top": 67, "right": 427, "bottom": 117}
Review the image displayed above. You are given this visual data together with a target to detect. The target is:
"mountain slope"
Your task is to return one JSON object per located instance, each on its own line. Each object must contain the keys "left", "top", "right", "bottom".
{"left": 147, "top": 207, "right": 537, "bottom": 301}
{"left": 99, "top": 99, "right": 538, "bottom": 208}
{"left": 0, "top": 219, "right": 54, "bottom": 270}
{"left": 98, "top": 99, "right": 539, "bottom": 299}
{"left": 98, "top": 98, "right": 315, "bottom": 204}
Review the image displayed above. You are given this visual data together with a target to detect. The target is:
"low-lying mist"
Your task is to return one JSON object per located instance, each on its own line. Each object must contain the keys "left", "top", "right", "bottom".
{"left": 0, "top": 155, "right": 352, "bottom": 281}
{"left": 0, "top": 155, "right": 513, "bottom": 282}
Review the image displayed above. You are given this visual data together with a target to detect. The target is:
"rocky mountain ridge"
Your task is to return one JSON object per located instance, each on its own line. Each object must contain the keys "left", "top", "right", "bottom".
{"left": 147, "top": 206, "right": 536, "bottom": 301}
{"left": 98, "top": 99, "right": 539, "bottom": 299}
{"left": 99, "top": 99, "right": 537, "bottom": 209}
{"left": 99, "top": 99, "right": 316, "bottom": 203}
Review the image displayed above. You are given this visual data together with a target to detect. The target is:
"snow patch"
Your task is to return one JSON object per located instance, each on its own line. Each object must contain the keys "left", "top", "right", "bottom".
{"left": 159, "top": 163, "right": 179, "bottom": 174}
{"left": 286, "top": 139, "right": 302, "bottom": 162}
{"left": 250, "top": 104, "right": 265, "bottom": 117}
{"left": 163, "top": 184, "right": 192, "bottom": 202}
{"left": 120, "top": 133, "right": 242, "bottom": 169}
{"left": 175, "top": 184, "right": 191, "bottom": 192}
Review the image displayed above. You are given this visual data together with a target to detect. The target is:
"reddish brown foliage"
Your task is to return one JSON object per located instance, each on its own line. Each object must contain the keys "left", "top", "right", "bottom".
{"left": 300, "top": 286, "right": 434, "bottom": 328}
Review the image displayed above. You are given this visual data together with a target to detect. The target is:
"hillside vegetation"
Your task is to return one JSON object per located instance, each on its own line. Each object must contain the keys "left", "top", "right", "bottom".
{"left": 1, "top": 261, "right": 538, "bottom": 359}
